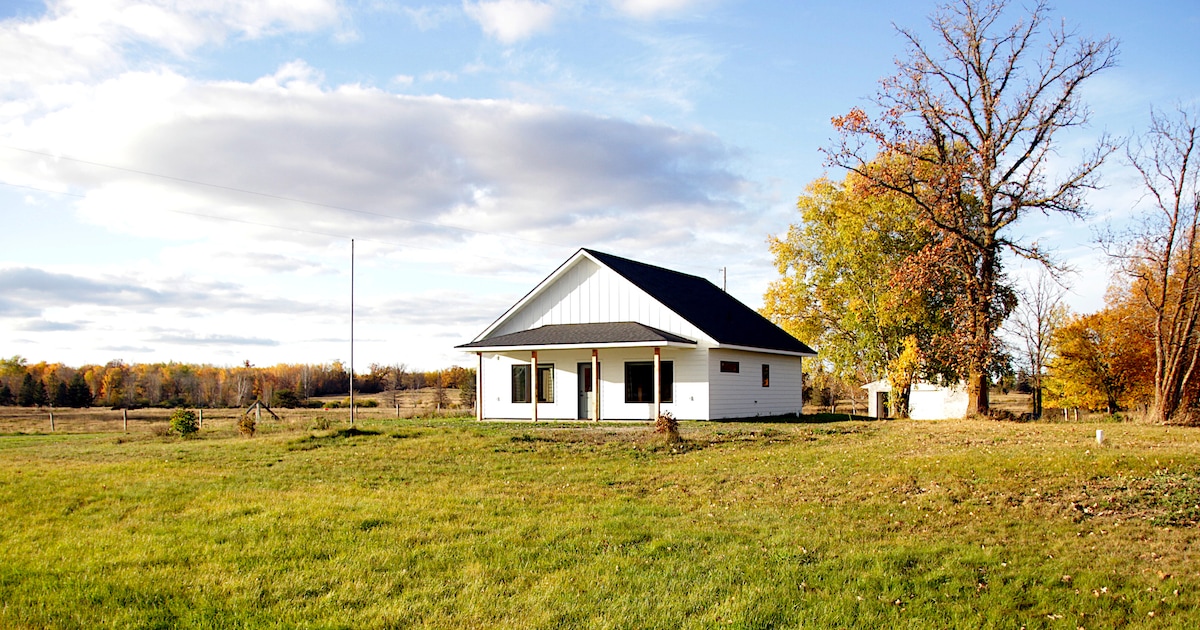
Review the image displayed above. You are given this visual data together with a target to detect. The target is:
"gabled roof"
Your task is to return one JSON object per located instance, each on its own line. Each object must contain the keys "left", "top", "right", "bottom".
{"left": 465, "top": 248, "right": 816, "bottom": 356}
{"left": 457, "top": 322, "right": 697, "bottom": 350}
{"left": 583, "top": 250, "right": 816, "bottom": 356}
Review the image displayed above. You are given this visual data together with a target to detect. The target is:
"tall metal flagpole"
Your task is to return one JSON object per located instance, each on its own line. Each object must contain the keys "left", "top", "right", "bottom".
{"left": 350, "top": 238, "right": 356, "bottom": 425}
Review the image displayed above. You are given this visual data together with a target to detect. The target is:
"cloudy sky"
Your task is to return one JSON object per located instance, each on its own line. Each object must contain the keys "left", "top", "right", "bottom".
{"left": 1, "top": 0, "right": 1197, "bottom": 371}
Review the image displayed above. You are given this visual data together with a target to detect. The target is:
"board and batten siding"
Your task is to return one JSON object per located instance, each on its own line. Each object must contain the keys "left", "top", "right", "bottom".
{"left": 478, "top": 347, "right": 710, "bottom": 421}
{"left": 707, "top": 349, "right": 803, "bottom": 419}
{"left": 488, "top": 256, "right": 711, "bottom": 343}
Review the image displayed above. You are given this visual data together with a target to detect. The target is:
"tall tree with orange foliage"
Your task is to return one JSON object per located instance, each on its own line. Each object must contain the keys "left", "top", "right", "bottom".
{"left": 1105, "top": 108, "right": 1200, "bottom": 424}
{"left": 827, "top": 0, "right": 1117, "bottom": 416}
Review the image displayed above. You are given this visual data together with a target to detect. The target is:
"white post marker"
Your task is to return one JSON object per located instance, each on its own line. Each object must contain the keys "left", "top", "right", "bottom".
{"left": 1096, "top": 429, "right": 1104, "bottom": 445}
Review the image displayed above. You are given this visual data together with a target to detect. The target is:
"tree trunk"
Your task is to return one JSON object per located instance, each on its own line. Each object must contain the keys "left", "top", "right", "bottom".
{"left": 966, "top": 369, "right": 990, "bottom": 417}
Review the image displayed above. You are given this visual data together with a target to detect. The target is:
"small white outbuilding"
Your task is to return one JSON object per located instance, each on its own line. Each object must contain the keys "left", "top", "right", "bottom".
{"left": 862, "top": 379, "right": 969, "bottom": 420}
{"left": 458, "top": 249, "right": 817, "bottom": 421}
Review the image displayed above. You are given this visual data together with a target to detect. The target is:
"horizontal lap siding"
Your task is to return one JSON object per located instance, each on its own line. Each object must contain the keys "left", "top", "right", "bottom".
{"left": 707, "top": 349, "right": 803, "bottom": 420}
{"left": 596, "top": 347, "right": 709, "bottom": 421}
{"left": 478, "top": 348, "right": 709, "bottom": 421}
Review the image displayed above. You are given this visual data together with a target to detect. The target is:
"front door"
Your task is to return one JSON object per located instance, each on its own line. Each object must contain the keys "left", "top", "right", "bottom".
{"left": 578, "top": 362, "right": 596, "bottom": 419}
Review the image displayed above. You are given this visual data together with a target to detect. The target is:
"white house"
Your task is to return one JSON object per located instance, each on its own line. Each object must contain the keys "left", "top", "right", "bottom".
{"left": 862, "top": 379, "right": 969, "bottom": 420}
{"left": 457, "top": 249, "right": 817, "bottom": 421}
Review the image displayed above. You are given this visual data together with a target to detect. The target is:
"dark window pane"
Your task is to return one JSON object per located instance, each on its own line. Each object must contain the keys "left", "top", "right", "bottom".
{"left": 537, "top": 364, "right": 554, "bottom": 403}
{"left": 720, "top": 361, "right": 740, "bottom": 373}
{"left": 512, "top": 365, "right": 530, "bottom": 403}
{"left": 625, "top": 361, "right": 673, "bottom": 403}
{"left": 762, "top": 364, "right": 770, "bottom": 387}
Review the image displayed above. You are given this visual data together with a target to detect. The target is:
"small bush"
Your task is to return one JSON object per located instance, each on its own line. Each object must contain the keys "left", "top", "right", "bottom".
{"left": 238, "top": 414, "right": 257, "bottom": 437}
{"left": 311, "top": 416, "right": 332, "bottom": 431}
{"left": 272, "top": 389, "right": 301, "bottom": 408}
{"left": 988, "top": 409, "right": 1018, "bottom": 422}
{"left": 654, "top": 411, "right": 681, "bottom": 444}
{"left": 169, "top": 409, "right": 199, "bottom": 437}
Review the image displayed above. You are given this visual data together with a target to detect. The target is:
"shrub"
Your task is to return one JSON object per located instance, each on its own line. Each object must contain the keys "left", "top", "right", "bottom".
{"left": 169, "top": 409, "right": 199, "bottom": 437}
{"left": 238, "top": 414, "right": 257, "bottom": 437}
{"left": 654, "top": 411, "right": 681, "bottom": 444}
{"left": 272, "top": 389, "right": 302, "bottom": 408}
{"left": 988, "top": 409, "right": 1018, "bottom": 422}
{"left": 311, "top": 416, "right": 332, "bottom": 431}
{"left": 339, "top": 397, "right": 378, "bottom": 408}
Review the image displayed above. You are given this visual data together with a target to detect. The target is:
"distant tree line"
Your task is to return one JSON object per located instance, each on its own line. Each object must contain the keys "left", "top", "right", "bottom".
{"left": 0, "top": 356, "right": 475, "bottom": 409}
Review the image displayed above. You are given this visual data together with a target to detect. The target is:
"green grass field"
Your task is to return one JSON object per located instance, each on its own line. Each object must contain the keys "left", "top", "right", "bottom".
{"left": 1, "top": 414, "right": 1198, "bottom": 628}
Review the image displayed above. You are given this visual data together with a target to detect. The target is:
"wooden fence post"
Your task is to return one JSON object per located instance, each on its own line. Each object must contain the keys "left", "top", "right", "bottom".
{"left": 198, "top": 408, "right": 204, "bottom": 429}
{"left": 49, "top": 411, "right": 55, "bottom": 432}
{"left": 123, "top": 408, "right": 128, "bottom": 432}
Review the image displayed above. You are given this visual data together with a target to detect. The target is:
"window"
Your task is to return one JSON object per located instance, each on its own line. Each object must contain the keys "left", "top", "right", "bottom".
{"left": 720, "top": 360, "right": 740, "bottom": 373}
{"left": 512, "top": 365, "right": 529, "bottom": 403}
{"left": 762, "top": 364, "right": 770, "bottom": 387}
{"left": 512, "top": 364, "right": 555, "bottom": 403}
{"left": 625, "top": 361, "right": 673, "bottom": 403}
{"left": 537, "top": 364, "right": 554, "bottom": 403}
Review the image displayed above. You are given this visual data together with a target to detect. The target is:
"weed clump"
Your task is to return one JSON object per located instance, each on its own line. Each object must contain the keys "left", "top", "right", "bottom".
{"left": 238, "top": 414, "right": 257, "bottom": 437}
{"left": 311, "top": 416, "right": 332, "bottom": 431}
{"left": 654, "top": 411, "right": 681, "bottom": 444}
{"left": 169, "top": 409, "right": 199, "bottom": 437}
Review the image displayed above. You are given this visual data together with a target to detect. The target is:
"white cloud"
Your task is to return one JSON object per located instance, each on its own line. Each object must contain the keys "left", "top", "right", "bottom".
{"left": 463, "top": 0, "right": 556, "bottom": 44}
{"left": 0, "top": 0, "right": 345, "bottom": 98}
{"left": 3, "top": 62, "right": 747, "bottom": 255}
{"left": 400, "top": 4, "right": 459, "bottom": 30}
{"left": 610, "top": 0, "right": 706, "bottom": 19}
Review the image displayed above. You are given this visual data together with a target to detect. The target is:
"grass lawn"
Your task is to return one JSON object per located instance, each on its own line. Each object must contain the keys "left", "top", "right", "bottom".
{"left": 1, "top": 414, "right": 1198, "bottom": 629}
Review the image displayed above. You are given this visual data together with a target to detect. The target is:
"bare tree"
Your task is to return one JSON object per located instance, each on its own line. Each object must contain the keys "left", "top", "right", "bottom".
{"left": 1105, "top": 107, "right": 1200, "bottom": 424}
{"left": 828, "top": 0, "right": 1117, "bottom": 416}
{"left": 1006, "top": 271, "right": 1067, "bottom": 418}
{"left": 386, "top": 363, "right": 407, "bottom": 411}
{"left": 433, "top": 370, "right": 449, "bottom": 410}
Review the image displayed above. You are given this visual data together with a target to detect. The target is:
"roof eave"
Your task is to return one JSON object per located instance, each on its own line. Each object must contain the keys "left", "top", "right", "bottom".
{"left": 458, "top": 340, "right": 699, "bottom": 352}
{"left": 715, "top": 343, "right": 818, "bottom": 358}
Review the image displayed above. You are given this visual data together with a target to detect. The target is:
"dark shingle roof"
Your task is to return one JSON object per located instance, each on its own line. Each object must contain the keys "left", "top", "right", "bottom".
{"left": 458, "top": 322, "right": 695, "bottom": 349}
{"left": 583, "top": 249, "right": 816, "bottom": 355}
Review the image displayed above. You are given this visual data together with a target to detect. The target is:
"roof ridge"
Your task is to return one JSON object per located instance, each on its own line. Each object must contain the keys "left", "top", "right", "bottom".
{"left": 582, "top": 249, "right": 711, "bottom": 284}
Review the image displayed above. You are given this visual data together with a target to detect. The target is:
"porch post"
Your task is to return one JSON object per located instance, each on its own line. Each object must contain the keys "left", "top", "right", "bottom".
{"left": 653, "top": 347, "right": 661, "bottom": 420}
{"left": 531, "top": 350, "right": 538, "bottom": 423}
{"left": 475, "top": 352, "right": 482, "bottom": 421}
{"left": 592, "top": 349, "right": 600, "bottom": 423}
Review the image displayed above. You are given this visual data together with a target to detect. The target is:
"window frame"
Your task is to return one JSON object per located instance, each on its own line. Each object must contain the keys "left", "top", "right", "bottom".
{"left": 512, "top": 363, "right": 555, "bottom": 403}
{"left": 720, "top": 360, "right": 740, "bottom": 373}
{"left": 762, "top": 364, "right": 770, "bottom": 388}
{"left": 624, "top": 360, "right": 673, "bottom": 403}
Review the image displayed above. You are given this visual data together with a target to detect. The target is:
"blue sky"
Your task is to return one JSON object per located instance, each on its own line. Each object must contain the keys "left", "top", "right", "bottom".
{"left": 1, "top": 0, "right": 1197, "bottom": 371}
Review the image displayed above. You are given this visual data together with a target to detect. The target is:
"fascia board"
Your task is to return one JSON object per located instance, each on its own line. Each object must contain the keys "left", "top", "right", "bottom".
{"left": 463, "top": 340, "right": 699, "bottom": 353}
{"left": 716, "top": 343, "right": 818, "bottom": 358}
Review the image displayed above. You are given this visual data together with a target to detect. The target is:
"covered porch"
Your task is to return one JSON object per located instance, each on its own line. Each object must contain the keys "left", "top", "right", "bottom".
{"left": 458, "top": 322, "right": 700, "bottom": 422}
